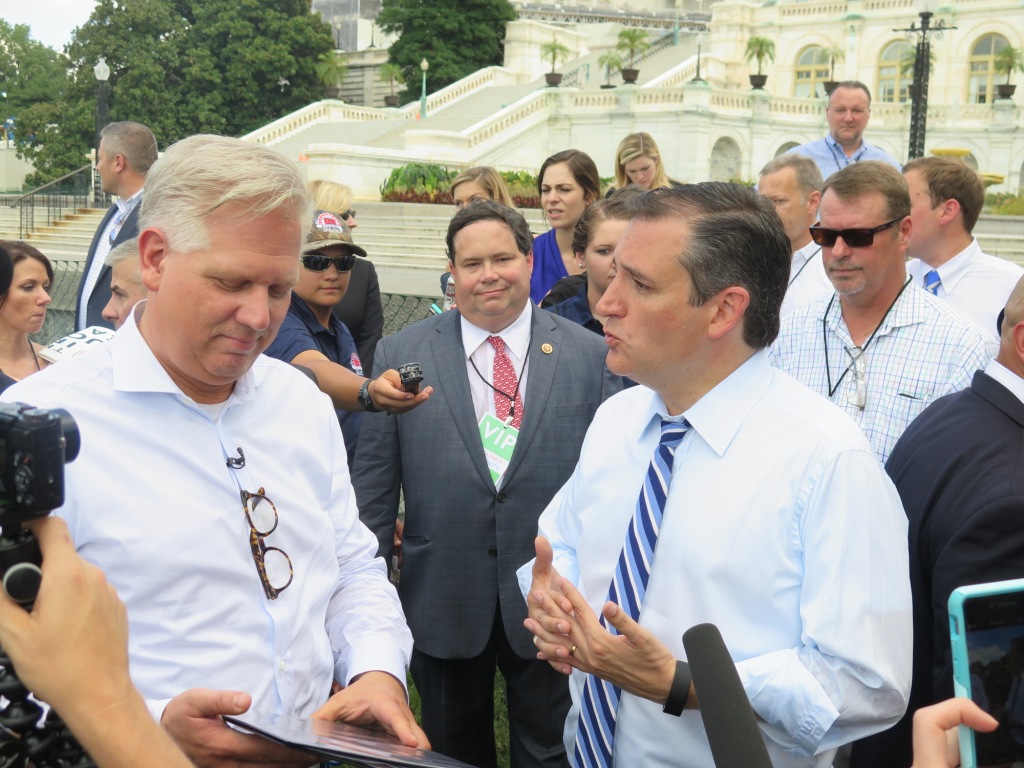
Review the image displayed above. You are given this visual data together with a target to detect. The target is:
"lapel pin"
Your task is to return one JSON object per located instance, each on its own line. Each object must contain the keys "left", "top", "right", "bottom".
{"left": 541, "top": 343, "right": 553, "bottom": 354}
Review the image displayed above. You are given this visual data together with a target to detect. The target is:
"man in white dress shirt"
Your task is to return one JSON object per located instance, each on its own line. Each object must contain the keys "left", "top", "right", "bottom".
{"left": 520, "top": 182, "right": 912, "bottom": 768}
{"left": 758, "top": 154, "right": 833, "bottom": 316}
{"left": 904, "top": 156, "right": 1022, "bottom": 345}
{"left": 4, "top": 134, "right": 426, "bottom": 767}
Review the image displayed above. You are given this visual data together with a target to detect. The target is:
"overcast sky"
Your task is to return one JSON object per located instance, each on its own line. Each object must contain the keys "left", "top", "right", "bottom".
{"left": 3, "top": 1, "right": 96, "bottom": 52}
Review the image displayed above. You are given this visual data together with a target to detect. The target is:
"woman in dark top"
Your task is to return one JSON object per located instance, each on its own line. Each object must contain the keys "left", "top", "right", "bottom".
{"left": 310, "top": 180, "right": 384, "bottom": 373}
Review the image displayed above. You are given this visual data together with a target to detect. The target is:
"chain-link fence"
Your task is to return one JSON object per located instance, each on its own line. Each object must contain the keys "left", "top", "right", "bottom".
{"left": 34, "top": 259, "right": 441, "bottom": 346}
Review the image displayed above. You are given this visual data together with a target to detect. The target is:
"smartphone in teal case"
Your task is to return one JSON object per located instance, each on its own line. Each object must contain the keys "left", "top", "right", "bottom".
{"left": 949, "top": 578, "right": 1024, "bottom": 768}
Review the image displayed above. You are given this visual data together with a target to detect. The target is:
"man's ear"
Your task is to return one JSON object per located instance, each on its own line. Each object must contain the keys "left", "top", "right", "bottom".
{"left": 707, "top": 286, "right": 750, "bottom": 341}
{"left": 138, "top": 228, "right": 170, "bottom": 293}
{"left": 938, "top": 198, "right": 961, "bottom": 228}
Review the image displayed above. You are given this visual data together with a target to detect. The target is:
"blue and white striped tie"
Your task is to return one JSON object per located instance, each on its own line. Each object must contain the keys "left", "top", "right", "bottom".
{"left": 572, "top": 418, "right": 689, "bottom": 768}
{"left": 924, "top": 269, "right": 941, "bottom": 295}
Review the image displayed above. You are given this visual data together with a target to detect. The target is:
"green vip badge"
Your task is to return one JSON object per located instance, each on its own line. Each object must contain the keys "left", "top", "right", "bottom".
{"left": 479, "top": 412, "right": 519, "bottom": 486}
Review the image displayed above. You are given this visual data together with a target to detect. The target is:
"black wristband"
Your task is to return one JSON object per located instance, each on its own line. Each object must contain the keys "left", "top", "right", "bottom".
{"left": 662, "top": 660, "right": 691, "bottom": 716}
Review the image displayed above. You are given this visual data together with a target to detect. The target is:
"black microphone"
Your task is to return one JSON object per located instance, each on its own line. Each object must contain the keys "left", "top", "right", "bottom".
{"left": 226, "top": 447, "right": 246, "bottom": 469}
{"left": 683, "top": 622, "right": 773, "bottom": 768}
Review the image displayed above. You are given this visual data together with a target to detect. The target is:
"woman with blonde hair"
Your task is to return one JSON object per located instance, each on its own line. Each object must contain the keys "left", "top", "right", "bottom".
{"left": 450, "top": 167, "right": 515, "bottom": 209}
{"left": 612, "top": 132, "right": 677, "bottom": 191}
{"left": 0, "top": 241, "right": 52, "bottom": 384}
{"left": 309, "top": 179, "right": 384, "bottom": 372}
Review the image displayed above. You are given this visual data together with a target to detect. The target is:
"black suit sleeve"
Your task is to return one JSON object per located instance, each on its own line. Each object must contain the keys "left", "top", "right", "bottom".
{"left": 355, "top": 262, "right": 384, "bottom": 374}
{"left": 351, "top": 338, "right": 402, "bottom": 562}
{"left": 930, "top": 496, "right": 1024, "bottom": 699}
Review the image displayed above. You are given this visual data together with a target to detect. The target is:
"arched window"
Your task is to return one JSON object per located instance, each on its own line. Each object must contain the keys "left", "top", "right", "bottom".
{"left": 775, "top": 142, "right": 800, "bottom": 157}
{"left": 878, "top": 41, "right": 913, "bottom": 103}
{"left": 710, "top": 137, "right": 742, "bottom": 182}
{"left": 969, "top": 34, "right": 1010, "bottom": 104}
{"left": 795, "top": 46, "right": 831, "bottom": 99}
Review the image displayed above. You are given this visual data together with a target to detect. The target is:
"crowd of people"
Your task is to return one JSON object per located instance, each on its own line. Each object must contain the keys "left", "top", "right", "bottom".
{"left": 0, "top": 77, "right": 1021, "bottom": 768}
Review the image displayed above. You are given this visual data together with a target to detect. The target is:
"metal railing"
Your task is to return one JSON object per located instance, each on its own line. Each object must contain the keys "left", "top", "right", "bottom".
{"left": 11, "top": 165, "right": 103, "bottom": 239}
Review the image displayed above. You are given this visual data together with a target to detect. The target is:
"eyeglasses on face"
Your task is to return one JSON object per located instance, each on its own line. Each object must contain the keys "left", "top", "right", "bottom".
{"left": 240, "top": 487, "right": 294, "bottom": 600}
{"left": 301, "top": 253, "right": 356, "bottom": 273}
{"left": 809, "top": 216, "right": 902, "bottom": 248}
{"left": 340, "top": 209, "right": 356, "bottom": 220}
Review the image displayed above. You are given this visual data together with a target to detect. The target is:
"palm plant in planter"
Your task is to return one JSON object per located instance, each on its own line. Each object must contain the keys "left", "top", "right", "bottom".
{"left": 616, "top": 28, "right": 651, "bottom": 84}
{"left": 744, "top": 36, "right": 775, "bottom": 89}
{"left": 541, "top": 39, "right": 571, "bottom": 87}
{"left": 994, "top": 45, "right": 1024, "bottom": 99}
{"left": 822, "top": 44, "right": 844, "bottom": 95}
{"left": 316, "top": 51, "right": 348, "bottom": 99}
{"left": 598, "top": 50, "right": 623, "bottom": 89}
{"left": 380, "top": 62, "right": 405, "bottom": 107}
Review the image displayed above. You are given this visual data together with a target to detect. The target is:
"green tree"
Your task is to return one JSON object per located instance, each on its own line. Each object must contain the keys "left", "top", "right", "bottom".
{"left": 994, "top": 45, "right": 1024, "bottom": 85}
{"left": 540, "top": 39, "right": 570, "bottom": 73}
{"left": 0, "top": 21, "right": 69, "bottom": 116}
{"left": 377, "top": 0, "right": 515, "bottom": 98}
{"left": 616, "top": 28, "right": 651, "bottom": 69}
{"left": 17, "top": 0, "right": 335, "bottom": 185}
{"left": 744, "top": 36, "right": 776, "bottom": 76}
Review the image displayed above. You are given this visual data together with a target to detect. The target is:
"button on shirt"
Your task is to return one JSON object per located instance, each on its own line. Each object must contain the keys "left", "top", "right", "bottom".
{"left": 770, "top": 284, "right": 991, "bottom": 464}
{"left": 906, "top": 238, "right": 1024, "bottom": 346}
{"left": 788, "top": 135, "right": 902, "bottom": 180}
{"left": 264, "top": 294, "right": 364, "bottom": 466}
{"left": 517, "top": 351, "right": 912, "bottom": 767}
{"left": 2, "top": 313, "right": 411, "bottom": 720}
{"left": 782, "top": 242, "right": 833, "bottom": 317}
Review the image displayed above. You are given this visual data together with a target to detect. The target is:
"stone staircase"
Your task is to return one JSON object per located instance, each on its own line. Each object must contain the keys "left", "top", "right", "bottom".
{"left": 0, "top": 204, "right": 105, "bottom": 261}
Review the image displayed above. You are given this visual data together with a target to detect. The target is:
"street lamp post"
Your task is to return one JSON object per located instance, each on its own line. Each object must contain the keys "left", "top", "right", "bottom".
{"left": 691, "top": 32, "right": 706, "bottom": 82}
{"left": 673, "top": 0, "right": 681, "bottom": 46}
{"left": 93, "top": 57, "right": 111, "bottom": 203}
{"left": 420, "top": 59, "right": 429, "bottom": 119}
{"left": 893, "top": 11, "right": 953, "bottom": 160}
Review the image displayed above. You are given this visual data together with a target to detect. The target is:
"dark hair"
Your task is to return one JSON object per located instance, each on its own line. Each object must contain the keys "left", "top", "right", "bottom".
{"left": 625, "top": 184, "right": 790, "bottom": 349}
{"left": 822, "top": 161, "right": 910, "bottom": 221}
{"left": 446, "top": 199, "right": 533, "bottom": 262}
{"left": 538, "top": 150, "right": 601, "bottom": 205}
{"left": 100, "top": 121, "right": 159, "bottom": 175}
{"left": 571, "top": 196, "right": 633, "bottom": 256}
{"left": 0, "top": 241, "right": 54, "bottom": 310}
{"left": 903, "top": 156, "right": 985, "bottom": 233}
{"left": 828, "top": 81, "right": 872, "bottom": 106}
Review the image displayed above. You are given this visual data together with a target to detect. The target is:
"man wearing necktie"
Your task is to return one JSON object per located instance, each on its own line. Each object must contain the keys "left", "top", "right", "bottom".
{"left": 354, "top": 199, "right": 622, "bottom": 768}
{"left": 903, "top": 156, "right": 1022, "bottom": 346}
{"left": 77, "top": 121, "right": 157, "bottom": 330}
{"left": 520, "top": 183, "right": 912, "bottom": 768}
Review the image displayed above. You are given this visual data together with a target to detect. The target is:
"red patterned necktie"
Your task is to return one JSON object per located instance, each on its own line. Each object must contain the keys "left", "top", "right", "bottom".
{"left": 488, "top": 336, "right": 524, "bottom": 429}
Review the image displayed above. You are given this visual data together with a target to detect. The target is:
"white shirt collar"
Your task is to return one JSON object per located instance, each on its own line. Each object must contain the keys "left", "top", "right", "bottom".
{"left": 985, "top": 358, "right": 1024, "bottom": 407}
{"left": 115, "top": 187, "right": 143, "bottom": 215}
{"left": 460, "top": 302, "right": 533, "bottom": 361}
{"left": 907, "top": 239, "right": 981, "bottom": 292}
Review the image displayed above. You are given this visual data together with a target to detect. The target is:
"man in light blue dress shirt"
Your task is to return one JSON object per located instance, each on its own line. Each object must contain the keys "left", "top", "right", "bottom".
{"left": 520, "top": 183, "right": 912, "bottom": 767}
{"left": 789, "top": 81, "right": 902, "bottom": 181}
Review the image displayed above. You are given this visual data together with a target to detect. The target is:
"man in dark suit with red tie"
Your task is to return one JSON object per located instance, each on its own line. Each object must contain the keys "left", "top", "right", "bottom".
{"left": 852, "top": 275, "right": 1024, "bottom": 768}
{"left": 354, "top": 200, "right": 622, "bottom": 768}
{"left": 77, "top": 121, "right": 157, "bottom": 330}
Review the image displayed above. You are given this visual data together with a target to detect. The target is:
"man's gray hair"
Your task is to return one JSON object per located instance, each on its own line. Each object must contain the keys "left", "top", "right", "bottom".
{"left": 104, "top": 237, "right": 139, "bottom": 268}
{"left": 99, "top": 122, "right": 159, "bottom": 175}
{"left": 759, "top": 155, "right": 824, "bottom": 198}
{"left": 139, "top": 135, "right": 312, "bottom": 254}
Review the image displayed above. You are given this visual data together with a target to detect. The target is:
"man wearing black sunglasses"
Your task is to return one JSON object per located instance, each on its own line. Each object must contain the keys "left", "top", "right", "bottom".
{"left": 265, "top": 210, "right": 421, "bottom": 466}
{"left": 771, "top": 161, "right": 990, "bottom": 464}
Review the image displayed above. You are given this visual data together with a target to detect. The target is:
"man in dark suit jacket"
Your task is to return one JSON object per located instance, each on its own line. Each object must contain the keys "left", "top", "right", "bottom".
{"left": 354, "top": 200, "right": 622, "bottom": 768}
{"left": 77, "top": 121, "right": 157, "bottom": 330}
{"left": 851, "top": 276, "right": 1024, "bottom": 768}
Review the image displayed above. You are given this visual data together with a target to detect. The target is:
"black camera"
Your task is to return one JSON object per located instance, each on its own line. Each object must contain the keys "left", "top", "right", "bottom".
{"left": 398, "top": 362, "right": 424, "bottom": 395}
{"left": 0, "top": 403, "right": 79, "bottom": 606}
{"left": 0, "top": 402, "right": 80, "bottom": 523}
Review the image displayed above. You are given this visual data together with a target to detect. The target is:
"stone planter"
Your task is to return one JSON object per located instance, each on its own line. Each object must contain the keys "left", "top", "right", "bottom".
{"left": 545, "top": 72, "right": 563, "bottom": 87}
{"left": 997, "top": 83, "right": 1017, "bottom": 100}
{"left": 621, "top": 68, "right": 640, "bottom": 84}
{"left": 749, "top": 74, "right": 768, "bottom": 89}
{"left": 384, "top": 94, "right": 400, "bottom": 107}
{"left": 600, "top": 84, "right": 617, "bottom": 89}
{"left": 822, "top": 80, "right": 840, "bottom": 96}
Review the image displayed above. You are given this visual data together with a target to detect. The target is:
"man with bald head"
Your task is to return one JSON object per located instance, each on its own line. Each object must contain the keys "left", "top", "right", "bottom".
{"left": 851, "top": 277, "right": 1024, "bottom": 768}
